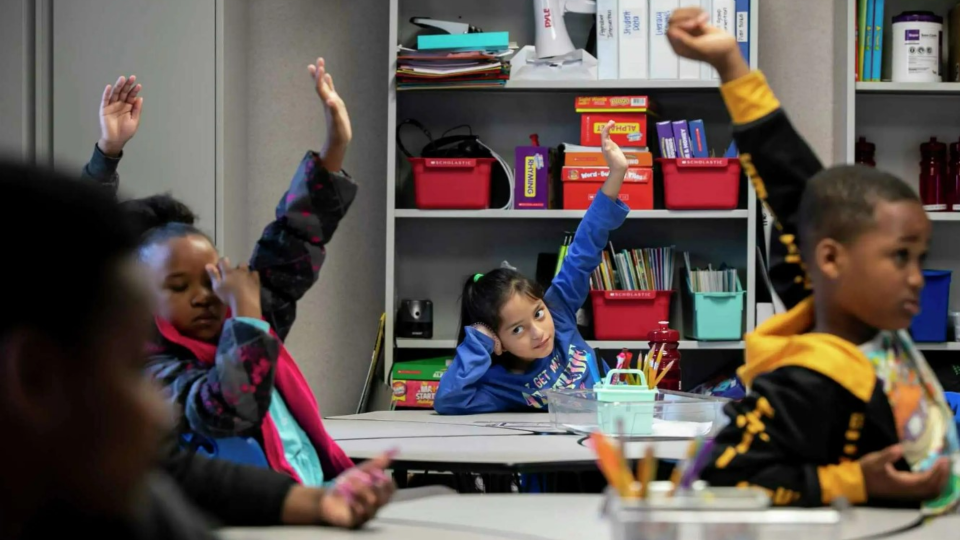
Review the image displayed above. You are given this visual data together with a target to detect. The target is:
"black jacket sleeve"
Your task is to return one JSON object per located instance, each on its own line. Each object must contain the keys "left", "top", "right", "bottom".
{"left": 701, "top": 367, "right": 868, "bottom": 506}
{"left": 161, "top": 442, "right": 295, "bottom": 527}
{"left": 81, "top": 143, "right": 121, "bottom": 198}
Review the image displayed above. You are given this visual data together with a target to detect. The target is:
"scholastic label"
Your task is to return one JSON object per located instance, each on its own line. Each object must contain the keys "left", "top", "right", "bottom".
{"left": 426, "top": 158, "right": 476, "bottom": 168}
{"left": 606, "top": 290, "right": 657, "bottom": 300}
{"left": 905, "top": 29, "right": 921, "bottom": 42}
{"left": 593, "top": 122, "right": 641, "bottom": 134}
{"left": 524, "top": 156, "right": 537, "bottom": 198}
{"left": 677, "top": 158, "right": 727, "bottom": 167}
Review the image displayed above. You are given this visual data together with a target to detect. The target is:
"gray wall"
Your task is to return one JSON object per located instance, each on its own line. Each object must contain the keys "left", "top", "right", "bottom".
{"left": 0, "top": 0, "right": 31, "bottom": 160}
{"left": 245, "top": 0, "right": 390, "bottom": 415}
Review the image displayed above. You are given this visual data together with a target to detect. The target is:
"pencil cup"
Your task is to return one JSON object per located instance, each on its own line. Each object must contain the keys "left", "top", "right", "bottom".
{"left": 594, "top": 369, "right": 658, "bottom": 437}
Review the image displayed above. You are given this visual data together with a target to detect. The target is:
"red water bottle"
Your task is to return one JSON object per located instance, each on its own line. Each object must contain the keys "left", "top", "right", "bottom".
{"left": 855, "top": 137, "right": 876, "bottom": 167}
{"left": 920, "top": 137, "right": 947, "bottom": 212}
{"left": 948, "top": 138, "right": 960, "bottom": 212}
{"left": 647, "top": 321, "right": 681, "bottom": 391}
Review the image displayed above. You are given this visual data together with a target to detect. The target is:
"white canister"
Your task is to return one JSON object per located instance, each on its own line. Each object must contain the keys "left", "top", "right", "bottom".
{"left": 892, "top": 11, "right": 943, "bottom": 83}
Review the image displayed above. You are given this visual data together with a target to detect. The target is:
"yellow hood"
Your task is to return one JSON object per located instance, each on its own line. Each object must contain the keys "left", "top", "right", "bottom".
{"left": 739, "top": 297, "right": 877, "bottom": 402}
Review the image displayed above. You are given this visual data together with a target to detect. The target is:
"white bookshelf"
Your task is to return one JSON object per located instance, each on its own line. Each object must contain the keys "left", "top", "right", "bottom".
{"left": 385, "top": 0, "right": 761, "bottom": 376}
{"left": 841, "top": 0, "right": 960, "bottom": 350}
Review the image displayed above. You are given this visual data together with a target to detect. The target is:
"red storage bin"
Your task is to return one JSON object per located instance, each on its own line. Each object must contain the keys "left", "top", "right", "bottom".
{"left": 659, "top": 158, "right": 742, "bottom": 210}
{"left": 590, "top": 290, "right": 673, "bottom": 340}
{"left": 410, "top": 157, "right": 495, "bottom": 209}
{"left": 562, "top": 167, "right": 654, "bottom": 210}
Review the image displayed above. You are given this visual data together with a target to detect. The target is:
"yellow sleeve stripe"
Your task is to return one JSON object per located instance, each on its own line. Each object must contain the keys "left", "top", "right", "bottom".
{"left": 817, "top": 462, "right": 867, "bottom": 505}
{"left": 719, "top": 71, "right": 781, "bottom": 125}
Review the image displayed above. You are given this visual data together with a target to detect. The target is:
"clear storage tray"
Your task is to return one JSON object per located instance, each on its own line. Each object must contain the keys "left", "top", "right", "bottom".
{"left": 602, "top": 482, "right": 842, "bottom": 540}
{"left": 546, "top": 388, "right": 729, "bottom": 438}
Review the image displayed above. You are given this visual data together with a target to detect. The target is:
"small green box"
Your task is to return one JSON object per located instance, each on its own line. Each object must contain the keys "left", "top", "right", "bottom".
{"left": 390, "top": 356, "right": 451, "bottom": 382}
{"left": 682, "top": 274, "right": 745, "bottom": 341}
{"left": 594, "top": 369, "right": 658, "bottom": 437}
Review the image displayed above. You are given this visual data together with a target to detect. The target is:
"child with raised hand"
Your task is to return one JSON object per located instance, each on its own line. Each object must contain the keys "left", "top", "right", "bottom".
{"left": 434, "top": 122, "right": 630, "bottom": 415}
{"left": 667, "top": 8, "right": 960, "bottom": 512}
{"left": 129, "top": 58, "right": 364, "bottom": 488}
{"left": 82, "top": 74, "right": 143, "bottom": 192}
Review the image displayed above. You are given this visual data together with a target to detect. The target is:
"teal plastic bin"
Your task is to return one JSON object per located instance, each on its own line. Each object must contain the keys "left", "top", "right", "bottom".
{"left": 594, "top": 369, "right": 658, "bottom": 437}
{"left": 682, "top": 273, "right": 745, "bottom": 341}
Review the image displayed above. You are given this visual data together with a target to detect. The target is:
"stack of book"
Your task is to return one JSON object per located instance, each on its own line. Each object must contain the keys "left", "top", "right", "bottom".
{"left": 596, "top": 0, "right": 751, "bottom": 81}
{"left": 396, "top": 32, "right": 514, "bottom": 90}
{"left": 856, "top": 0, "right": 886, "bottom": 82}
{"left": 586, "top": 243, "right": 676, "bottom": 291}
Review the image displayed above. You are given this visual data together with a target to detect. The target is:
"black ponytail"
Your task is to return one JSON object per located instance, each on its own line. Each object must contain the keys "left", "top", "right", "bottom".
{"left": 119, "top": 193, "right": 210, "bottom": 249}
{"left": 457, "top": 268, "right": 545, "bottom": 364}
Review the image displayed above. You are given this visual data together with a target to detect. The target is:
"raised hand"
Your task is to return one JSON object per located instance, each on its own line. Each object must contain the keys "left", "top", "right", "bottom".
{"left": 98, "top": 75, "right": 143, "bottom": 157}
{"left": 666, "top": 7, "right": 748, "bottom": 82}
{"left": 600, "top": 120, "right": 628, "bottom": 176}
{"left": 308, "top": 57, "right": 352, "bottom": 173}
{"left": 205, "top": 257, "right": 262, "bottom": 320}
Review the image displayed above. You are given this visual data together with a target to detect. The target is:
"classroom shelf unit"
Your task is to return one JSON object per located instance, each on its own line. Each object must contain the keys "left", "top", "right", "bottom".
{"left": 384, "top": 0, "right": 761, "bottom": 376}
{"left": 842, "top": 0, "right": 960, "bottom": 351}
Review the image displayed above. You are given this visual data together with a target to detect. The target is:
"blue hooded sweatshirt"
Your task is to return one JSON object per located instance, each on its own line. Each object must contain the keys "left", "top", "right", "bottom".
{"left": 434, "top": 191, "right": 629, "bottom": 414}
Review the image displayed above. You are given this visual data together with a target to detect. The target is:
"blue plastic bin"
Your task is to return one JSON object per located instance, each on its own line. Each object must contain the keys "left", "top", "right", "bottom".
{"left": 682, "top": 273, "right": 745, "bottom": 341}
{"left": 911, "top": 270, "right": 952, "bottom": 342}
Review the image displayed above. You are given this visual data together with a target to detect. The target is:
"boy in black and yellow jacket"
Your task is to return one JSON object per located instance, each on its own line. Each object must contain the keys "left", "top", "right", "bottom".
{"left": 667, "top": 9, "right": 960, "bottom": 513}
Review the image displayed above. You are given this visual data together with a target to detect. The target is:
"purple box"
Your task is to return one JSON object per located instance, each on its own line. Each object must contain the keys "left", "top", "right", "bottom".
{"left": 514, "top": 146, "right": 549, "bottom": 209}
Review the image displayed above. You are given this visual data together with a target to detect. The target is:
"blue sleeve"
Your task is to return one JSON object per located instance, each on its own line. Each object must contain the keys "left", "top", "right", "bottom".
{"left": 545, "top": 190, "right": 629, "bottom": 325}
{"left": 236, "top": 317, "right": 271, "bottom": 334}
{"left": 433, "top": 327, "right": 503, "bottom": 415}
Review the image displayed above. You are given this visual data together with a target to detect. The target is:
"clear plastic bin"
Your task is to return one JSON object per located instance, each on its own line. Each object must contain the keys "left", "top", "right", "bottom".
{"left": 602, "top": 482, "right": 842, "bottom": 540}
{"left": 546, "top": 388, "right": 729, "bottom": 438}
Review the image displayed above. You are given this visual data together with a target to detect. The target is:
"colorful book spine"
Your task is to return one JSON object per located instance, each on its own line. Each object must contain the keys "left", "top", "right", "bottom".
{"left": 857, "top": 0, "right": 867, "bottom": 81}
{"left": 672, "top": 121, "right": 693, "bottom": 158}
{"left": 872, "top": 0, "right": 884, "bottom": 81}
{"left": 863, "top": 0, "right": 875, "bottom": 81}
{"left": 619, "top": 0, "right": 650, "bottom": 79}
{"left": 711, "top": 0, "right": 735, "bottom": 79}
{"left": 575, "top": 95, "right": 650, "bottom": 112}
{"left": 734, "top": 0, "right": 750, "bottom": 66}
{"left": 416, "top": 31, "right": 509, "bottom": 52}
{"left": 650, "top": 0, "right": 679, "bottom": 79}
{"left": 656, "top": 121, "right": 677, "bottom": 158}
{"left": 597, "top": 0, "right": 619, "bottom": 80}
{"left": 688, "top": 120, "right": 709, "bottom": 158}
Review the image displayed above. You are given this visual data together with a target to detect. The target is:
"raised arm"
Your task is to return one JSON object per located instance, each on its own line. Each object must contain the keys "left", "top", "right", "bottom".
{"left": 668, "top": 8, "right": 825, "bottom": 310}
{"left": 81, "top": 74, "right": 143, "bottom": 197}
{"left": 250, "top": 57, "right": 358, "bottom": 341}
{"left": 544, "top": 122, "right": 630, "bottom": 325}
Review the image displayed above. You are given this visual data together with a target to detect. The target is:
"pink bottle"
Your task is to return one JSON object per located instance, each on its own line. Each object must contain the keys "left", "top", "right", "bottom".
{"left": 949, "top": 138, "right": 960, "bottom": 212}
{"left": 647, "top": 321, "right": 681, "bottom": 391}
{"left": 855, "top": 137, "right": 876, "bottom": 167}
{"left": 920, "top": 137, "right": 947, "bottom": 212}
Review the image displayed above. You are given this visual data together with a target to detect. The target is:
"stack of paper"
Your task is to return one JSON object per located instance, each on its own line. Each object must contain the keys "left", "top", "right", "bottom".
{"left": 397, "top": 47, "right": 514, "bottom": 90}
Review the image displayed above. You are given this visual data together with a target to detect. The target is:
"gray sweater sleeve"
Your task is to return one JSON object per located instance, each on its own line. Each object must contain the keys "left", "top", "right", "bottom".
{"left": 81, "top": 143, "right": 121, "bottom": 197}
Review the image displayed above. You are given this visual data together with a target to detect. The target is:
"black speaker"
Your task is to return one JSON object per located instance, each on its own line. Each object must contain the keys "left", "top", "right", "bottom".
{"left": 397, "top": 299, "right": 433, "bottom": 339}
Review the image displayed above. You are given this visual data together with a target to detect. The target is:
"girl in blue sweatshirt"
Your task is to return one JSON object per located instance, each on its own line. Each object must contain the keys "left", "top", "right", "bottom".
{"left": 435, "top": 122, "right": 630, "bottom": 415}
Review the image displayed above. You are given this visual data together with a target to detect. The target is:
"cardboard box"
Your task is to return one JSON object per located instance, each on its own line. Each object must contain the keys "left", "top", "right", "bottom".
{"left": 564, "top": 150, "right": 653, "bottom": 168}
{"left": 575, "top": 95, "right": 649, "bottom": 112}
{"left": 390, "top": 357, "right": 450, "bottom": 409}
{"left": 580, "top": 113, "right": 648, "bottom": 147}
{"left": 561, "top": 166, "right": 654, "bottom": 210}
{"left": 514, "top": 146, "right": 549, "bottom": 209}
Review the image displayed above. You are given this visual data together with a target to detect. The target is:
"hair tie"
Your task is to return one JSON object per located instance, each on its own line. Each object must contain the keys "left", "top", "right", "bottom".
{"left": 473, "top": 273, "right": 484, "bottom": 283}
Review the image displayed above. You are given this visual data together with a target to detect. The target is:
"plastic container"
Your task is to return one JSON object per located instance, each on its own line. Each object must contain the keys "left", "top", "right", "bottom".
{"left": 911, "top": 270, "right": 952, "bottom": 342}
{"left": 920, "top": 138, "right": 948, "bottom": 212}
{"left": 602, "top": 484, "right": 841, "bottom": 540}
{"left": 658, "top": 158, "right": 742, "bottom": 210}
{"left": 546, "top": 388, "right": 728, "bottom": 438}
{"left": 648, "top": 321, "right": 681, "bottom": 391}
{"left": 590, "top": 290, "right": 673, "bottom": 340}
{"left": 593, "top": 369, "right": 658, "bottom": 437}
{"left": 561, "top": 166, "right": 654, "bottom": 210}
{"left": 409, "top": 157, "right": 495, "bottom": 209}
{"left": 892, "top": 11, "right": 943, "bottom": 83}
{"left": 682, "top": 275, "right": 745, "bottom": 341}
{"left": 949, "top": 138, "right": 960, "bottom": 211}
{"left": 855, "top": 137, "right": 876, "bottom": 167}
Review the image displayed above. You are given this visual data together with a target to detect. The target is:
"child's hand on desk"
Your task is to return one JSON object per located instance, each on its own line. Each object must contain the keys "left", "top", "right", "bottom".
{"left": 319, "top": 451, "right": 397, "bottom": 529}
{"left": 98, "top": 74, "right": 143, "bottom": 157}
{"left": 308, "top": 57, "right": 352, "bottom": 173}
{"left": 666, "top": 7, "right": 749, "bottom": 83}
{"left": 860, "top": 444, "right": 950, "bottom": 501}
{"left": 205, "top": 257, "right": 262, "bottom": 320}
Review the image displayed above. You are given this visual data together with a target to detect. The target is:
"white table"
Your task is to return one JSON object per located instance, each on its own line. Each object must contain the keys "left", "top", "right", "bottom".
{"left": 888, "top": 514, "right": 960, "bottom": 539}
{"left": 219, "top": 494, "right": 923, "bottom": 540}
{"left": 330, "top": 410, "right": 566, "bottom": 434}
{"left": 338, "top": 434, "right": 690, "bottom": 473}
{"left": 323, "top": 418, "right": 532, "bottom": 440}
